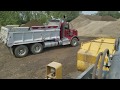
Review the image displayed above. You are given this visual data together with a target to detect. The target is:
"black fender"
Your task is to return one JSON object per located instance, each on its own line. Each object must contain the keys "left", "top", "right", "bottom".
{"left": 71, "top": 36, "right": 79, "bottom": 41}
{"left": 9, "top": 47, "right": 14, "bottom": 55}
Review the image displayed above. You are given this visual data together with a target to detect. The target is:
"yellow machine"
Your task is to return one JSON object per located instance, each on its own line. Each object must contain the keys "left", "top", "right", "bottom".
{"left": 77, "top": 38, "right": 115, "bottom": 71}
{"left": 46, "top": 62, "right": 62, "bottom": 79}
{"left": 45, "top": 38, "right": 117, "bottom": 79}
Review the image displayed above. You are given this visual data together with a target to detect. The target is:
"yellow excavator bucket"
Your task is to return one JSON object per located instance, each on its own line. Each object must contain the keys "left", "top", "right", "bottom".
{"left": 77, "top": 38, "right": 115, "bottom": 71}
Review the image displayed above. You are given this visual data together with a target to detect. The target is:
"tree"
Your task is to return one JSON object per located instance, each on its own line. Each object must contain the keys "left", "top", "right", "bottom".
{"left": 0, "top": 11, "right": 80, "bottom": 26}
{"left": 0, "top": 11, "right": 20, "bottom": 26}
{"left": 48, "top": 11, "right": 80, "bottom": 22}
{"left": 96, "top": 11, "right": 120, "bottom": 19}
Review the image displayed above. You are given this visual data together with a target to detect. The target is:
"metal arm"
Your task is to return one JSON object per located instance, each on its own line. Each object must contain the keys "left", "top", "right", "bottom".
{"left": 98, "top": 49, "right": 109, "bottom": 79}
{"left": 92, "top": 52, "right": 103, "bottom": 79}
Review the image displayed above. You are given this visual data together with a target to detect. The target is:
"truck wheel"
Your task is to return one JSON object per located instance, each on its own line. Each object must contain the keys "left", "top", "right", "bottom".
{"left": 30, "top": 43, "right": 43, "bottom": 54}
{"left": 71, "top": 38, "right": 78, "bottom": 47}
{"left": 14, "top": 45, "right": 28, "bottom": 58}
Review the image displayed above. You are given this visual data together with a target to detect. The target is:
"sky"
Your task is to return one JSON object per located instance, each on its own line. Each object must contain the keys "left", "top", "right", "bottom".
{"left": 82, "top": 11, "right": 98, "bottom": 15}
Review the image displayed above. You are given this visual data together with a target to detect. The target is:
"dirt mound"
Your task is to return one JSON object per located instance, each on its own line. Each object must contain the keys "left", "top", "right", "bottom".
{"left": 70, "top": 15, "right": 116, "bottom": 30}
{"left": 101, "top": 16, "right": 116, "bottom": 21}
{"left": 84, "top": 15, "right": 116, "bottom": 21}
{"left": 77, "top": 21, "right": 113, "bottom": 37}
{"left": 70, "top": 15, "right": 91, "bottom": 29}
{"left": 22, "top": 20, "right": 43, "bottom": 27}
{"left": 96, "top": 19, "right": 120, "bottom": 37}
{"left": 70, "top": 15, "right": 87, "bottom": 24}
{"left": 70, "top": 15, "right": 117, "bottom": 37}
{"left": 84, "top": 15, "right": 101, "bottom": 21}
{"left": 77, "top": 19, "right": 120, "bottom": 37}
{"left": 70, "top": 19, "right": 91, "bottom": 29}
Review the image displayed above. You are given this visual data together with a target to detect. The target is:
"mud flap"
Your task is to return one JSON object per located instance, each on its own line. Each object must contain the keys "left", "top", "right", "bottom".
{"left": 9, "top": 47, "right": 14, "bottom": 55}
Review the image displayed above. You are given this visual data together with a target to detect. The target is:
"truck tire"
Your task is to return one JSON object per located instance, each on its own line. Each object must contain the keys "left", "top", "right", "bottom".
{"left": 71, "top": 38, "right": 78, "bottom": 47}
{"left": 30, "top": 43, "right": 43, "bottom": 54}
{"left": 14, "top": 45, "right": 28, "bottom": 58}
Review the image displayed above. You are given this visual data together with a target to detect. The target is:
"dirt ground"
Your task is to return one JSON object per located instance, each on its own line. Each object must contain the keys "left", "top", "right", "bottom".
{"left": 0, "top": 36, "right": 96, "bottom": 79}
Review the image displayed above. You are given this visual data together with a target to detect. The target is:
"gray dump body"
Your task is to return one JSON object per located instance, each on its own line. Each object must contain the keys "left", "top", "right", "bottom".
{"left": 0, "top": 25, "right": 60, "bottom": 47}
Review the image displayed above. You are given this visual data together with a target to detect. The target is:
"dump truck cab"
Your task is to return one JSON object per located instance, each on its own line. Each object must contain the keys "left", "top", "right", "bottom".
{"left": 49, "top": 18, "right": 79, "bottom": 46}
{"left": 60, "top": 21, "right": 78, "bottom": 39}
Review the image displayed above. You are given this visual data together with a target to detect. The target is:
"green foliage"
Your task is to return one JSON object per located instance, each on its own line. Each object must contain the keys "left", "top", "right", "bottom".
{"left": 0, "top": 11, "right": 80, "bottom": 26}
{"left": 96, "top": 11, "right": 120, "bottom": 19}
{"left": 0, "top": 11, "right": 20, "bottom": 26}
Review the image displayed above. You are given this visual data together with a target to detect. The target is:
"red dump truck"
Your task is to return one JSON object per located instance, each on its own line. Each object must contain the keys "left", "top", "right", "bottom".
{"left": 0, "top": 18, "right": 79, "bottom": 58}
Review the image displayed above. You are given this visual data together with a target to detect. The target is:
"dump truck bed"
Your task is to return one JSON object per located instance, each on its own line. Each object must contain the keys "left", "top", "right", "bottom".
{"left": 1, "top": 26, "right": 60, "bottom": 47}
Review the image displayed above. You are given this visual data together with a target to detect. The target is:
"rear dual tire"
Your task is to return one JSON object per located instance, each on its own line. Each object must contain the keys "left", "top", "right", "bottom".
{"left": 14, "top": 43, "right": 43, "bottom": 58}
{"left": 14, "top": 45, "right": 28, "bottom": 58}
{"left": 30, "top": 43, "right": 43, "bottom": 54}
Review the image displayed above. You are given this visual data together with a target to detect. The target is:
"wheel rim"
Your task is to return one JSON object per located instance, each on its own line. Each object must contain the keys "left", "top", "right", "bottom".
{"left": 34, "top": 45, "right": 41, "bottom": 53}
{"left": 18, "top": 48, "right": 26, "bottom": 56}
{"left": 73, "top": 39, "right": 77, "bottom": 46}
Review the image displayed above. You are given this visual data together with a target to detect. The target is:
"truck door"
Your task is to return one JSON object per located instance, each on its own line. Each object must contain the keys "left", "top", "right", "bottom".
{"left": 60, "top": 22, "right": 70, "bottom": 39}
{"left": 64, "top": 23, "right": 70, "bottom": 37}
